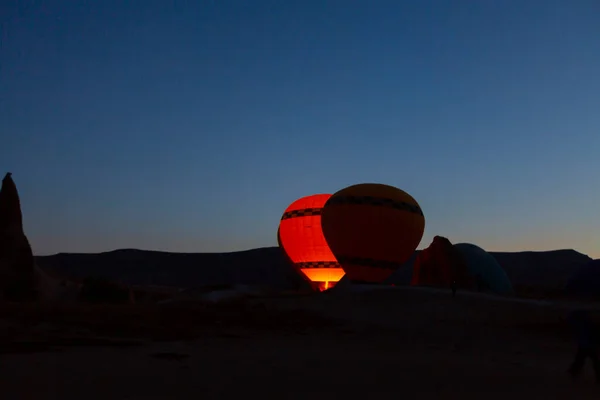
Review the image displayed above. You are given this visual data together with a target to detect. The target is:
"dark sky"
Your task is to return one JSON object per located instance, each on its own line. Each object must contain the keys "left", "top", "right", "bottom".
{"left": 2, "top": 0, "right": 599, "bottom": 257}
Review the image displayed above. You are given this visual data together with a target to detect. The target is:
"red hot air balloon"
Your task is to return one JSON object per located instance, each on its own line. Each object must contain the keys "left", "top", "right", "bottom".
{"left": 321, "top": 183, "right": 425, "bottom": 284}
{"left": 278, "top": 194, "right": 345, "bottom": 291}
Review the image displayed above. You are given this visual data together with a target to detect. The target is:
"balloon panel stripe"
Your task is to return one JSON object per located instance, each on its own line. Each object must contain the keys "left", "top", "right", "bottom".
{"left": 336, "top": 256, "right": 401, "bottom": 270}
{"left": 281, "top": 208, "right": 323, "bottom": 220}
{"left": 296, "top": 261, "right": 342, "bottom": 268}
{"left": 326, "top": 196, "right": 424, "bottom": 216}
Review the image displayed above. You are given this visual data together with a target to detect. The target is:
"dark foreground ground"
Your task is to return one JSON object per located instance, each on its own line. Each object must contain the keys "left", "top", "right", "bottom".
{"left": 1, "top": 287, "right": 599, "bottom": 399}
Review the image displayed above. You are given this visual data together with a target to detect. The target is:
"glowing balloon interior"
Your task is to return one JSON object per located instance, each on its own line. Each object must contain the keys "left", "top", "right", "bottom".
{"left": 278, "top": 194, "right": 345, "bottom": 291}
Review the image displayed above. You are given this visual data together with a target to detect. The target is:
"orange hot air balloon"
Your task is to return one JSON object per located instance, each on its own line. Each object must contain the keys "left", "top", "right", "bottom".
{"left": 321, "top": 183, "right": 425, "bottom": 283}
{"left": 278, "top": 194, "right": 345, "bottom": 291}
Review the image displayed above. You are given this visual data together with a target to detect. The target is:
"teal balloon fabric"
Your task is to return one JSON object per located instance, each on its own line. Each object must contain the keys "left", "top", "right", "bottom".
{"left": 454, "top": 243, "right": 513, "bottom": 295}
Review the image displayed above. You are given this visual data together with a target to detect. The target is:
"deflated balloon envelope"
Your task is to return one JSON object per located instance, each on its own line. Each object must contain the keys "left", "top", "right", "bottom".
{"left": 410, "top": 236, "right": 474, "bottom": 289}
{"left": 454, "top": 243, "right": 513, "bottom": 295}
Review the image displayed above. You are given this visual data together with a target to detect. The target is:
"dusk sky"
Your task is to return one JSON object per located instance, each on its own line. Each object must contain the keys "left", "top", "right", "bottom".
{"left": 2, "top": 0, "right": 599, "bottom": 257}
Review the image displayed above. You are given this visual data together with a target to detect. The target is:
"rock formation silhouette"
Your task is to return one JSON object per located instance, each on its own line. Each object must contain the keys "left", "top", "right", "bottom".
{"left": 0, "top": 172, "right": 37, "bottom": 301}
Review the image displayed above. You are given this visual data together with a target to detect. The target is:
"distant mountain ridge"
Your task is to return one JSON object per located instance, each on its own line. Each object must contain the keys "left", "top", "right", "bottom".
{"left": 35, "top": 247, "right": 593, "bottom": 292}
{"left": 493, "top": 249, "right": 592, "bottom": 288}
{"left": 35, "top": 247, "right": 307, "bottom": 290}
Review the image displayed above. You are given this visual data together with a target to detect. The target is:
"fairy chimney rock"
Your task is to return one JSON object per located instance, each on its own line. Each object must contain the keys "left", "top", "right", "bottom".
{"left": 0, "top": 172, "right": 37, "bottom": 301}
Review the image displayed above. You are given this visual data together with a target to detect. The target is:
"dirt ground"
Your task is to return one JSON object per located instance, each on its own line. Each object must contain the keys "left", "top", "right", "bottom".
{"left": 1, "top": 287, "right": 599, "bottom": 399}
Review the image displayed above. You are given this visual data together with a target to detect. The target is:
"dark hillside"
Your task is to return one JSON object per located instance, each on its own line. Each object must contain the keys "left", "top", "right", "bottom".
{"left": 36, "top": 247, "right": 592, "bottom": 296}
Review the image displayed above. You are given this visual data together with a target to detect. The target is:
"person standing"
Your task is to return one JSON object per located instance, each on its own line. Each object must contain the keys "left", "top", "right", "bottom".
{"left": 567, "top": 309, "right": 600, "bottom": 382}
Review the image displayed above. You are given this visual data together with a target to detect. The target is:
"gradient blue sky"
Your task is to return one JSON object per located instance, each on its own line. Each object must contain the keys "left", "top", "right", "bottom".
{"left": 2, "top": 0, "right": 599, "bottom": 257}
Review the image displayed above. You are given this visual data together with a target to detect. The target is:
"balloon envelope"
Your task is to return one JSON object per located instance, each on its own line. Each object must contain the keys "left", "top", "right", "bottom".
{"left": 321, "top": 183, "right": 425, "bottom": 283}
{"left": 410, "top": 236, "right": 474, "bottom": 289}
{"left": 454, "top": 243, "right": 513, "bottom": 295}
{"left": 278, "top": 194, "right": 345, "bottom": 288}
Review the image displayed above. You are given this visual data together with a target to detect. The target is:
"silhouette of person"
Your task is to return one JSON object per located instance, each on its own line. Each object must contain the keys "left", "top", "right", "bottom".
{"left": 567, "top": 309, "right": 600, "bottom": 382}
{"left": 451, "top": 280, "right": 457, "bottom": 297}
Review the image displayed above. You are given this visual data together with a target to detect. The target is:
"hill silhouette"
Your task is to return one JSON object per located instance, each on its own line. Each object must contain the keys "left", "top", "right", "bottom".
{"left": 35, "top": 247, "right": 592, "bottom": 295}
{"left": 35, "top": 247, "right": 311, "bottom": 291}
